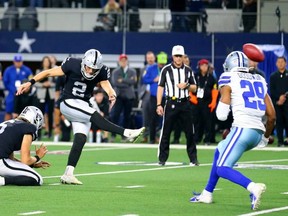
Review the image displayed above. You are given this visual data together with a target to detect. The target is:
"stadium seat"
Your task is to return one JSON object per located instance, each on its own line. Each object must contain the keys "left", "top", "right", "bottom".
{"left": 0, "top": 6, "right": 19, "bottom": 31}
{"left": 149, "top": 9, "right": 171, "bottom": 32}
{"left": 18, "top": 7, "right": 39, "bottom": 31}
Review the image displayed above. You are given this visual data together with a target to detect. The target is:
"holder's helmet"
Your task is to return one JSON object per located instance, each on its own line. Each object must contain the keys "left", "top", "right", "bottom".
{"left": 19, "top": 106, "right": 44, "bottom": 130}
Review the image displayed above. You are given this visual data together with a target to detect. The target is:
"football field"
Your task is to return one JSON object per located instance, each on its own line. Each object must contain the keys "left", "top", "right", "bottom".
{"left": 2, "top": 142, "right": 288, "bottom": 216}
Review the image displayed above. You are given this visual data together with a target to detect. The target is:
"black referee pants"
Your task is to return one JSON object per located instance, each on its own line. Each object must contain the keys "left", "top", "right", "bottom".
{"left": 158, "top": 100, "right": 197, "bottom": 163}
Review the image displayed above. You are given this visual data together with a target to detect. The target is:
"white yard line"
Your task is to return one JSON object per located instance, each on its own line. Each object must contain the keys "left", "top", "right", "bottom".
{"left": 18, "top": 211, "right": 46, "bottom": 215}
{"left": 43, "top": 163, "right": 205, "bottom": 179}
{"left": 238, "top": 206, "right": 288, "bottom": 216}
{"left": 43, "top": 158, "right": 288, "bottom": 180}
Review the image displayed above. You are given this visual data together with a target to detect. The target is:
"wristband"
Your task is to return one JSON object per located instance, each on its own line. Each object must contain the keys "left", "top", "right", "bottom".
{"left": 34, "top": 155, "right": 40, "bottom": 163}
{"left": 186, "top": 83, "right": 190, "bottom": 89}
{"left": 157, "top": 104, "right": 162, "bottom": 107}
{"left": 29, "top": 79, "right": 36, "bottom": 85}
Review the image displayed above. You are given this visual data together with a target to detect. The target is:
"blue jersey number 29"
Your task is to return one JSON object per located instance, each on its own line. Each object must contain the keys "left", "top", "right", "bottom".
{"left": 240, "top": 80, "right": 266, "bottom": 111}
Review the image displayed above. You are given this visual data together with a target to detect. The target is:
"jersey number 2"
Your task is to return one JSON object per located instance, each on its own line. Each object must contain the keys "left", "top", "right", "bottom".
{"left": 240, "top": 80, "right": 266, "bottom": 111}
{"left": 72, "top": 81, "right": 87, "bottom": 98}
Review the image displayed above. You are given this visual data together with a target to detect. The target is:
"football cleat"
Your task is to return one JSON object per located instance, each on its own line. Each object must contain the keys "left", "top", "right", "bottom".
{"left": 250, "top": 183, "right": 266, "bottom": 210}
{"left": 125, "top": 127, "right": 145, "bottom": 143}
{"left": 60, "top": 175, "right": 83, "bottom": 185}
{"left": 190, "top": 191, "right": 213, "bottom": 204}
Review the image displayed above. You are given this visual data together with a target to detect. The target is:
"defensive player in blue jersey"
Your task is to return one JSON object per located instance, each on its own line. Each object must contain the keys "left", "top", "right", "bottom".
{"left": 190, "top": 51, "right": 276, "bottom": 210}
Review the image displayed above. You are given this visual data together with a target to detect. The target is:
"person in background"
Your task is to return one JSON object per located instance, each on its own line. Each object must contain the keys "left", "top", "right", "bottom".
{"left": 269, "top": 56, "right": 288, "bottom": 147}
{"left": 101, "top": 0, "right": 121, "bottom": 31}
{"left": 248, "top": 59, "right": 265, "bottom": 78}
{"left": 0, "top": 63, "right": 5, "bottom": 111}
{"left": 13, "top": 79, "right": 38, "bottom": 118}
{"left": 54, "top": 75, "right": 72, "bottom": 142}
{"left": 49, "top": 55, "right": 58, "bottom": 68}
{"left": 186, "top": 0, "right": 207, "bottom": 33}
{"left": 138, "top": 51, "right": 156, "bottom": 143}
{"left": 208, "top": 63, "right": 218, "bottom": 144}
{"left": 3, "top": 54, "right": 33, "bottom": 121}
{"left": 35, "top": 56, "right": 55, "bottom": 139}
{"left": 183, "top": 54, "right": 191, "bottom": 66}
{"left": 142, "top": 51, "right": 168, "bottom": 144}
{"left": 169, "top": 0, "right": 187, "bottom": 32}
{"left": 242, "top": 0, "right": 257, "bottom": 33}
{"left": 110, "top": 54, "right": 137, "bottom": 141}
{"left": 191, "top": 59, "right": 218, "bottom": 145}
{"left": 89, "top": 88, "right": 110, "bottom": 143}
{"left": 29, "top": 0, "right": 43, "bottom": 7}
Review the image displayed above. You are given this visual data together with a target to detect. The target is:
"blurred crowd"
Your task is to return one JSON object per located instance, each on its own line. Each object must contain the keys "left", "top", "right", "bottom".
{"left": 1, "top": 50, "right": 287, "bottom": 146}
{"left": 0, "top": 0, "right": 257, "bottom": 33}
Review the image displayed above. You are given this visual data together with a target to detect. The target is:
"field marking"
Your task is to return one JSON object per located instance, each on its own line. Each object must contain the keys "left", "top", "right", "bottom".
{"left": 43, "top": 158, "right": 288, "bottom": 180}
{"left": 48, "top": 183, "right": 61, "bottom": 186}
{"left": 31, "top": 141, "right": 288, "bottom": 151}
{"left": 18, "top": 211, "right": 46, "bottom": 215}
{"left": 281, "top": 192, "right": 288, "bottom": 195}
{"left": 239, "top": 159, "right": 288, "bottom": 164}
{"left": 43, "top": 163, "right": 205, "bottom": 179}
{"left": 238, "top": 206, "right": 288, "bottom": 216}
{"left": 116, "top": 185, "right": 145, "bottom": 189}
{"left": 96, "top": 161, "right": 184, "bottom": 166}
{"left": 121, "top": 214, "right": 139, "bottom": 216}
{"left": 47, "top": 147, "right": 130, "bottom": 155}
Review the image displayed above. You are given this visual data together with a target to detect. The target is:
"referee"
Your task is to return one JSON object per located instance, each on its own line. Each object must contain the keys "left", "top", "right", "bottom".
{"left": 156, "top": 45, "right": 198, "bottom": 166}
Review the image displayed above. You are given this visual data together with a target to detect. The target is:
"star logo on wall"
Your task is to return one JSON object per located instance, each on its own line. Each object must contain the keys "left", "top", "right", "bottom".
{"left": 14, "top": 32, "right": 36, "bottom": 53}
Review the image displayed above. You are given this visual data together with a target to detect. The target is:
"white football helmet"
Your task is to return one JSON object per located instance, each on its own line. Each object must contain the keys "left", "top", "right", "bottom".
{"left": 223, "top": 51, "right": 249, "bottom": 72}
{"left": 81, "top": 49, "right": 103, "bottom": 80}
{"left": 19, "top": 106, "right": 44, "bottom": 130}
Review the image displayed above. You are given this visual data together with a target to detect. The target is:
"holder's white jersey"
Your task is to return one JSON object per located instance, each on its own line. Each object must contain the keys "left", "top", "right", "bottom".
{"left": 218, "top": 71, "right": 267, "bottom": 132}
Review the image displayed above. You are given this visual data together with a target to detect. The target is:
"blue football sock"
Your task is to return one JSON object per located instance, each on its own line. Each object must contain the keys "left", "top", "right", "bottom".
{"left": 205, "top": 149, "right": 220, "bottom": 193}
{"left": 217, "top": 166, "right": 252, "bottom": 189}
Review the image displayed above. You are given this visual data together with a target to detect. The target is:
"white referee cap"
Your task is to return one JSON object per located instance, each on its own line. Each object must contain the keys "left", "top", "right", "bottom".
{"left": 172, "top": 45, "right": 185, "bottom": 56}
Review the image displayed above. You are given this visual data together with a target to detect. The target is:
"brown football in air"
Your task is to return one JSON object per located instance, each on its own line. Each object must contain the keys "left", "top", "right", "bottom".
{"left": 243, "top": 43, "right": 265, "bottom": 62}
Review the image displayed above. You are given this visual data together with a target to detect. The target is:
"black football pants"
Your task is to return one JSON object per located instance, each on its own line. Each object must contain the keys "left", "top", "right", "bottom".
{"left": 158, "top": 100, "right": 197, "bottom": 163}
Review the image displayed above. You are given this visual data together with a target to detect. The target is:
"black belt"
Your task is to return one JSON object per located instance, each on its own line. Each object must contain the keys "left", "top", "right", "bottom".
{"left": 166, "top": 96, "right": 190, "bottom": 103}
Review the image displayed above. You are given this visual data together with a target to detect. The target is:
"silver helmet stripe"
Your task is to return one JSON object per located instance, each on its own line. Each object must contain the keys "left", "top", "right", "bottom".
{"left": 93, "top": 50, "right": 97, "bottom": 66}
{"left": 235, "top": 51, "right": 241, "bottom": 67}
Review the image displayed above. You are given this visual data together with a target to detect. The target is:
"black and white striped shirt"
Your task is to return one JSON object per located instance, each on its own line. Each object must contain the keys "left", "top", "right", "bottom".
{"left": 158, "top": 63, "right": 196, "bottom": 98}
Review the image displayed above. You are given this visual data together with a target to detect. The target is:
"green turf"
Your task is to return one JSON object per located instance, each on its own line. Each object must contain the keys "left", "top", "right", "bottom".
{"left": 2, "top": 144, "right": 288, "bottom": 216}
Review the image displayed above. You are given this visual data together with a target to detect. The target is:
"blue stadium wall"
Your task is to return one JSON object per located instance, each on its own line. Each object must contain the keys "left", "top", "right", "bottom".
{"left": 1, "top": 31, "right": 287, "bottom": 78}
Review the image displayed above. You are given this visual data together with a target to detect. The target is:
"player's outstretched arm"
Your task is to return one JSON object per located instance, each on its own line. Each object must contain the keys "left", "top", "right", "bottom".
{"left": 264, "top": 94, "right": 276, "bottom": 138}
{"left": 100, "top": 80, "right": 117, "bottom": 108}
{"left": 20, "top": 135, "right": 48, "bottom": 166}
{"left": 16, "top": 67, "right": 65, "bottom": 95}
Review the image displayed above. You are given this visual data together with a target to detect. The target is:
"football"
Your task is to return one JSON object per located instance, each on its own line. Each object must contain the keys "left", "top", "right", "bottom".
{"left": 242, "top": 43, "right": 265, "bottom": 62}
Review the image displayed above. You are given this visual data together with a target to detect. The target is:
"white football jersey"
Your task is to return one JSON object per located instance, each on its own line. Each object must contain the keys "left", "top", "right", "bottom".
{"left": 218, "top": 71, "right": 267, "bottom": 132}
